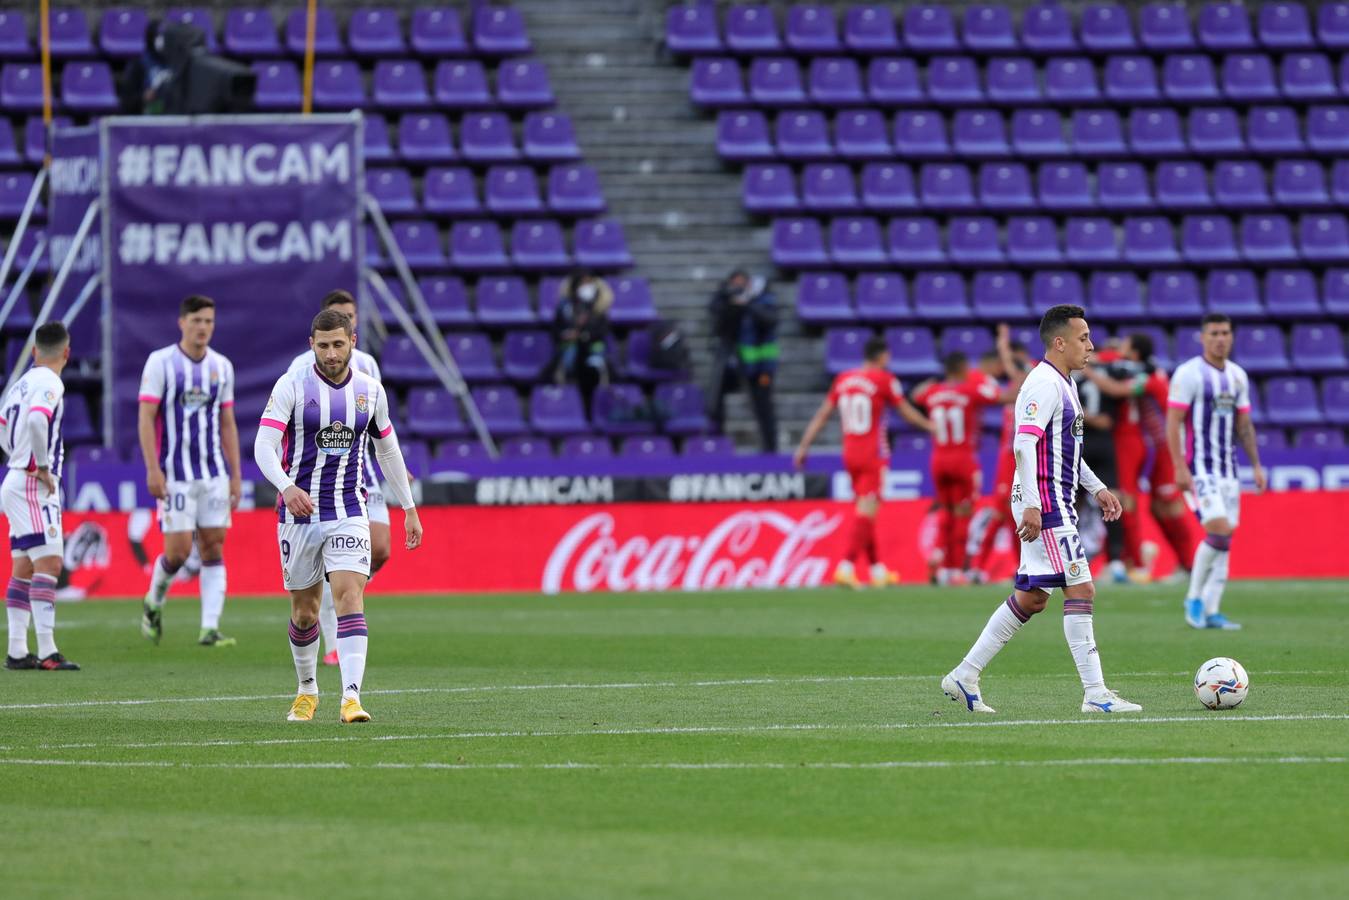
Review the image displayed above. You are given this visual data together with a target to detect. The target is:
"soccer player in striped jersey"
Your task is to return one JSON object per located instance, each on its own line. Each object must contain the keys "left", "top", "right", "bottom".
{"left": 1, "top": 322, "right": 79, "bottom": 670}
{"left": 255, "top": 307, "right": 423, "bottom": 724}
{"left": 286, "top": 290, "right": 395, "bottom": 667}
{"left": 942, "top": 305, "right": 1140, "bottom": 715}
{"left": 137, "top": 296, "right": 241, "bottom": 647}
{"left": 1166, "top": 313, "right": 1265, "bottom": 631}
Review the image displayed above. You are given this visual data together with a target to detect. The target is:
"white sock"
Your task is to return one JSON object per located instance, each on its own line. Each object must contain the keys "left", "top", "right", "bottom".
{"left": 5, "top": 576, "right": 31, "bottom": 658}
{"left": 30, "top": 573, "right": 58, "bottom": 658}
{"left": 1188, "top": 540, "right": 1220, "bottom": 600}
{"left": 1202, "top": 550, "right": 1230, "bottom": 616}
{"left": 289, "top": 620, "right": 320, "bottom": 695}
{"left": 870, "top": 562, "right": 889, "bottom": 582}
{"left": 336, "top": 613, "right": 368, "bottom": 700}
{"left": 956, "top": 595, "right": 1033, "bottom": 680}
{"left": 319, "top": 582, "right": 338, "bottom": 654}
{"left": 148, "top": 554, "right": 178, "bottom": 607}
{"left": 1063, "top": 607, "right": 1105, "bottom": 694}
{"left": 199, "top": 560, "right": 226, "bottom": 630}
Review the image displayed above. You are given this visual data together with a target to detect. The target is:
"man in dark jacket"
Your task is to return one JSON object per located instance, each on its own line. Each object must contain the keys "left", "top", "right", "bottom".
{"left": 708, "top": 270, "right": 779, "bottom": 452}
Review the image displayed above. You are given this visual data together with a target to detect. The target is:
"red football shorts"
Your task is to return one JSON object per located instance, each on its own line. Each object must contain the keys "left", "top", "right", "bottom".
{"left": 932, "top": 452, "right": 979, "bottom": 507}
{"left": 1115, "top": 434, "right": 1146, "bottom": 496}
{"left": 1150, "top": 447, "right": 1180, "bottom": 501}
{"left": 845, "top": 456, "right": 885, "bottom": 499}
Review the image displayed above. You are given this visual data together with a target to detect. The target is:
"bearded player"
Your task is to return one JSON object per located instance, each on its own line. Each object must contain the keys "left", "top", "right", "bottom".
{"left": 255, "top": 308, "right": 423, "bottom": 723}
{"left": 794, "top": 336, "right": 932, "bottom": 588}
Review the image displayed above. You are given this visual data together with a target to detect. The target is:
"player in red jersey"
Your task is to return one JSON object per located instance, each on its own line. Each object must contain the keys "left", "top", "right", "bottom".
{"left": 970, "top": 328, "right": 1032, "bottom": 584}
{"left": 913, "top": 352, "right": 1005, "bottom": 585}
{"left": 794, "top": 336, "right": 932, "bottom": 588}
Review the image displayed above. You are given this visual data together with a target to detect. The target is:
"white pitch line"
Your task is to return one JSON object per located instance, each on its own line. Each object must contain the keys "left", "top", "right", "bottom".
{"left": 0, "top": 669, "right": 1339, "bottom": 713}
{"left": 0, "top": 756, "right": 1342, "bottom": 772}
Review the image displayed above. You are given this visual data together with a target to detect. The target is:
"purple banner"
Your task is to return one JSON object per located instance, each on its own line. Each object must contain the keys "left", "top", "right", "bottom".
{"left": 101, "top": 114, "right": 363, "bottom": 449}
{"left": 48, "top": 125, "right": 102, "bottom": 313}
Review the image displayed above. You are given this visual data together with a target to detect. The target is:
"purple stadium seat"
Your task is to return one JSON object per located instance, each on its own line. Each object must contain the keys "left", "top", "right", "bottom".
{"left": 165, "top": 8, "right": 218, "bottom": 50}
{"left": 1156, "top": 162, "right": 1211, "bottom": 210}
{"left": 928, "top": 56, "right": 983, "bottom": 105}
{"left": 1072, "top": 109, "right": 1125, "bottom": 157}
{"left": 511, "top": 220, "right": 570, "bottom": 271}
{"left": 460, "top": 112, "right": 519, "bottom": 162}
{"left": 1124, "top": 216, "right": 1180, "bottom": 265}
{"left": 1082, "top": 4, "right": 1136, "bottom": 51}
{"left": 1292, "top": 324, "right": 1347, "bottom": 372}
{"left": 502, "top": 330, "right": 553, "bottom": 384}
{"left": 1022, "top": 3, "right": 1078, "bottom": 53}
{"left": 654, "top": 383, "right": 710, "bottom": 435}
{"left": 953, "top": 110, "right": 1010, "bottom": 158}
{"left": 0, "top": 11, "right": 31, "bottom": 58}
{"left": 418, "top": 276, "right": 473, "bottom": 328}
{"left": 1324, "top": 377, "right": 1349, "bottom": 425}
{"left": 797, "top": 272, "right": 854, "bottom": 324}
{"left": 1213, "top": 161, "right": 1271, "bottom": 209}
{"left": 530, "top": 385, "right": 588, "bottom": 436}
{"left": 940, "top": 326, "right": 996, "bottom": 363}
{"left": 913, "top": 272, "right": 972, "bottom": 321}
{"left": 60, "top": 61, "right": 117, "bottom": 112}
{"left": 972, "top": 271, "right": 1029, "bottom": 319}
{"left": 786, "top": 5, "right": 840, "bottom": 53}
{"left": 1291, "top": 427, "right": 1343, "bottom": 450}
{"left": 1034, "top": 270, "right": 1085, "bottom": 308}
{"left": 904, "top": 5, "right": 959, "bottom": 52}
{"left": 1302, "top": 214, "right": 1349, "bottom": 261}
{"left": 1328, "top": 269, "right": 1349, "bottom": 315}
{"left": 867, "top": 57, "right": 922, "bottom": 105}
{"left": 1189, "top": 106, "right": 1245, "bottom": 155}
{"left": 1260, "top": 2, "right": 1314, "bottom": 48}
{"left": 423, "top": 166, "right": 479, "bottom": 216}
{"left": 1241, "top": 213, "right": 1296, "bottom": 261}
{"left": 1148, "top": 271, "right": 1204, "bottom": 320}
{"left": 1319, "top": 3, "right": 1349, "bottom": 48}
{"left": 919, "top": 163, "right": 975, "bottom": 210}
{"left": 861, "top": 163, "right": 916, "bottom": 212}
{"left": 1106, "top": 56, "right": 1160, "bottom": 103}
{"left": 0, "top": 120, "right": 18, "bottom": 167}
{"left": 284, "top": 9, "right": 341, "bottom": 56}
{"left": 472, "top": 5, "right": 530, "bottom": 55}
{"left": 1333, "top": 161, "right": 1349, "bottom": 205}
{"left": 717, "top": 110, "right": 773, "bottom": 161}
{"left": 524, "top": 112, "right": 581, "bottom": 163}
{"left": 835, "top": 109, "right": 891, "bottom": 160}
{"left": 1222, "top": 53, "right": 1278, "bottom": 101}
{"left": 391, "top": 220, "right": 446, "bottom": 269}
{"left": 364, "top": 224, "right": 386, "bottom": 269}
{"left": 1129, "top": 108, "right": 1185, "bottom": 157}
{"left": 1275, "top": 160, "right": 1329, "bottom": 207}
{"left": 1141, "top": 3, "right": 1197, "bottom": 51}
{"left": 475, "top": 277, "right": 536, "bottom": 327}
{"left": 948, "top": 217, "right": 1003, "bottom": 265}
{"left": 1265, "top": 269, "right": 1321, "bottom": 317}
{"left": 471, "top": 385, "right": 528, "bottom": 437}
{"left": 683, "top": 435, "right": 736, "bottom": 457}
{"left": 885, "top": 326, "right": 941, "bottom": 378}
{"left": 1066, "top": 217, "right": 1119, "bottom": 265}
{"left": 0, "top": 170, "right": 41, "bottom": 219}
{"left": 447, "top": 332, "right": 501, "bottom": 382}
{"left": 1199, "top": 2, "right": 1256, "bottom": 50}
{"left": 1012, "top": 109, "right": 1068, "bottom": 157}
{"left": 987, "top": 57, "right": 1039, "bottom": 104}
{"left": 1, "top": 64, "right": 43, "bottom": 112}
{"left": 1007, "top": 216, "right": 1062, "bottom": 265}
{"left": 725, "top": 5, "right": 781, "bottom": 54}
{"left": 1098, "top": 162, "right": 1152, "bottom": 211}
{"left": 434, "top": 60, "right": 490, "bottom": 108}
{"left": 312, "top": 60, "right": 364, "bottom": 109}
{"left": 854, "top": 271, "right": 910, "bottom": 322}
{"left": 498, "top": 58, "right": 554, "bottom": 109}
{"left": 963, "top": 5, "right": 1017, "bottom": 52}
{"left": 593, "top": 384, "right": 655, "bottom": 436}
{"left": 1308, "top": 105, "right": 1349, "bottom": 154}
{"left": 499, "top": 436, "right": 552, "bottom": 460}
{"left": 1045, "top": 58, "right": 1099, "bottom": 104}
{"left": 1248, "top": 105, "right": 1304, "bottom": 155}
{"left": 666, "top": 4, "right": 720, "bottom": 54}
{"left": 60, "top": 396, "right": 95, "bottom": 445}
{"left": 1183, "top": 215, "right": 1239, "bottom": 263}
{"left": 887, "top": 217, "right": 945, "bottom": 266}
{"left": 412, "top": 7, "right": 467, "bottom": 57}
{"left": 1282, "top": 52, "right": 1336, "bottom": 100}
{"left": 750, "top": 57, "right": 807, "bottom": 106}
{"left": 808, "top": 57, "right": 863, "bottom": 105}
{"left": 574, "top": 219, "right": 633, "bottom": 270}
{"left": 830, "top": 216, "right": 886, "bottom": 267}
{"left": 556, "top": 435, "right": 609, "bottom": 459}
{"left": 1207, "top": 269, "right": 1264, "bottom": 318}
{"left": 690, "top": 58, "right": 745, "bottom": 107}
{"left": 1163, "top": 55, "right": 1219, "bottom": 102}
{"left": 224, "top": 8, "right": 280, "bottom": 57}
{"left": 1264, "top": 377, "right": 1322, "bottom": 426}
{"left": 894, "top": 110, "right": 950, "bottom": 158}
{"left": 608, "top": 277, "right": 657, "bottom": 328}
{"left": 825, "top": 327, "right": 870, "bottom": 374}
{"left": 349, "top": 7, "right": 405, "bottom": 57}
{"left": 1038, "top": 163, "right": 1093, "bottom": 212}
{"left": 381, "top": 335, "right": 436, "bottom": 383}
{"left": 449, "top": 220, "right": 507, "bottom": 271}
{"left": 547, "top": 164, "right": 604, "bottom": 217}
{"left": 772, "top": 217, "right": 827, "bottom": 267}
{"left": 251, "top": 61, "right": 300, "bottom": 110}
{"left": 844, "top": 5, "right": 899, "bottom": 53}
{"left": 373, "top": 60, "right": 430, "bottom": 109}
{"left": 98, "top": 9, "right": 147, "bottom": 57}
{"left": 47, "top": 8, "right": 93, "bottom": 57}
{"left": 776, "top": 110, "right": 831, "bottom": 160}
{"left": 430, "top": 440, "right": 488, "bottom": 469}
{"left": 619, "top": 435, "right": 674, "bottom": 458}
{"left": 1088, "top": 271, "right": 1145, "bottom": 320}
{"left": 395, "top": 113, "right": 453, "bottom": 164}
{"left": 485, "top": 166, "right": 543, "bottom": 217}
{"left": 743, "top": 163, "right": 799, "bottom": 214}
{"left": 405, "top": 388, "right": 469, "bottom": 440}
{"left": 366, "top": 167, "right": 417, "bottom": 216}
{"left": 802, "top": 163, "right": 859, "bottom": 213}
{"left": 980, "top": 163, "right": 1033, "bottom": 211}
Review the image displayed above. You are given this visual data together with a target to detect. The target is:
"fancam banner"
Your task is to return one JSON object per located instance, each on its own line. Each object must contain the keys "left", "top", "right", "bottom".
{"left": 101, "top": 114, "right": 363, "bottom": 448}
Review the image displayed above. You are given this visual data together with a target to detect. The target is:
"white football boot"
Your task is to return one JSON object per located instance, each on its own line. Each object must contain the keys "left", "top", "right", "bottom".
{"left": 1082, "top": 688, "right": 1142, "bottom": 713}
{"left": 942, "top": 672, "right": 995, "bottom": 713}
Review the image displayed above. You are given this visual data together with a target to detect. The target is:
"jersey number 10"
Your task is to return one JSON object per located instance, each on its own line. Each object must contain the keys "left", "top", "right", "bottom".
{"left": 839, "top": 394, "right": 872, "bottom": 435}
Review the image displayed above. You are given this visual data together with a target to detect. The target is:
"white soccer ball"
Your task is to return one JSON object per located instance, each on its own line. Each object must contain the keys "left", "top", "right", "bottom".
{"left": 1194, "top": 657, "right": 1250, "bottom": 710}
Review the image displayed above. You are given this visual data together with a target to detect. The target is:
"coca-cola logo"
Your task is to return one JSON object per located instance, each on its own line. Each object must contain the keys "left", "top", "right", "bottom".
{"left": 542, "top": 510, "right": 843, "bottom": 594}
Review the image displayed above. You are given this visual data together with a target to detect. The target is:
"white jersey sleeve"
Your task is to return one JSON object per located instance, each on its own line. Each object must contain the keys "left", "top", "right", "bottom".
{"left": 371, "top": 382, "right": 394, "bottom": 439}
{"left": 1014, "top": 373, "right": 1060, "bottom": 438}
{"left": 138, "top": 352, "right": 166, "bottom": 403}
{"left": 1167, "top": 360, "right": 1200, "bottom": 409}
{"left": 261, "top": 373, "right": 297, "bottom": 430}
{"left": 219, "top": 356, "right": 236, "bottom": 407}
{"left": 1232, "top": 363, "right": 1252, "bottom": 413}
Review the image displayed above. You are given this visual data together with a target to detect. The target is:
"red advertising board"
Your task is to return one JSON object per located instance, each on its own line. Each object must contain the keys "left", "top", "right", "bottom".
{"left": 3, "top": 492, "right": 1345, "bottom": 597}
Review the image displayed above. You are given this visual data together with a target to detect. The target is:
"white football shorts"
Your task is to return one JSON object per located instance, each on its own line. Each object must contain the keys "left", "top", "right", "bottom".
{"left": 159, "top": 476, "right": 233, "bottom": 532}
{"left": 1189, "top": 474, "right": 1241, "bottom": 527}
{"left": 1011, "top": 498, "right": 1092, "bottom": 595}
{"left": 366, "top": 486, "right": 389, "bottom": 526}
{"left": 2, "top": 469, "right": 63, "bottom": 560}
{"left": 277, "top": 517, "right": 372, "bottom": 591}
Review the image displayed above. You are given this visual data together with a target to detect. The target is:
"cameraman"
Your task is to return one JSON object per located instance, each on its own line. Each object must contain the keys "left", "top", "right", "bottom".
{"left": 550, "top": 270, "right": 613, "bottom": 415}
{"left": 708, "top": 269, "right": 779, "bottom": 452}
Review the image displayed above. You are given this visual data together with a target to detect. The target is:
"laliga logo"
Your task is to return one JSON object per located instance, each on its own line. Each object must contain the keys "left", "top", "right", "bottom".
{"left": 542, "top": 510, "right": 844, "bottom": 594}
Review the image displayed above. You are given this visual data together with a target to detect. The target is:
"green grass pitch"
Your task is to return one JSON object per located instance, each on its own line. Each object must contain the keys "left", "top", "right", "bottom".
{"left": 3, "top": 580, "right": 1347, "bottom": 899}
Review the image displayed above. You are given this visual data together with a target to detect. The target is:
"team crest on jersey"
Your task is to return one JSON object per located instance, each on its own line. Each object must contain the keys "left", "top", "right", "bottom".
{"left": 1069, "top": 561, "right": 1082, "bottom": 577}
{"left": 1023, "top": 400, "right": 1039, "bottom": 418}
{"left": 355, "top": 393, "right": 368, "bottom": 414}
{"left": 44, "top": 390, "right": 56, "bottom": 404}
{"left": 1072, "top": 413, "right": 1085, "bottom": 438}
{"left": 180, "top": 387, "right": 211, "bottom": 410}
{"left": 316, "top": 421, "right": 355, "bottom": 455}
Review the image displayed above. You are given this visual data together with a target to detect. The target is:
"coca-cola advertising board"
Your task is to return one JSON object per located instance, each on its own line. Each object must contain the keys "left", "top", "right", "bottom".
{"left": 2, "top": 492, "right": 1346, "bottom": 598}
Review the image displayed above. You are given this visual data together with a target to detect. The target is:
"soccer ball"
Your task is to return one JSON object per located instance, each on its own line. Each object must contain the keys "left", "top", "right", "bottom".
{"left": 1194, "top": 657, "right": 1250, "bottom": 710}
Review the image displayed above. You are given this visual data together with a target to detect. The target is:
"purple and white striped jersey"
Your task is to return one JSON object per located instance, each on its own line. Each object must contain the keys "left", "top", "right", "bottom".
{"left": 1, "top": 367, "right": 65, "bottom": 478}
{"left": 139, "top": 346, "right": 235, "bottom": 482}
{"left": 1167, "top": 357, "right": 1252, "bottom": 480}
{"left": 260, "top": 364, "right": 393, "bottom": 524}
{"left": 287, "top": 347, "right": 383, "bottom": 489}
{"left": 1013, "top": 361, "right": 1086, "bottom": 528}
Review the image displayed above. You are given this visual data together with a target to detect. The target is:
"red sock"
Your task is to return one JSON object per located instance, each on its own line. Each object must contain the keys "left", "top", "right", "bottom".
{"left": 845, "top": 516, "right": 867, "bottom": 567}
{"left": 972, "top": 509, "right": 1005, "bottom": 572}
{"left": 858, "top": 516, "right": 877, "bottom": 567}
{"left": 932, "top": 508, "right": 951, "bottom": 567}
{"left": 1119, "top": 505, "right": 1143, "bottom": 568}
{"left": 1156, "top": 511, "right": 1197, "bottom": 565}
{"left": 948, "top": 511, "right": 972, "bottom": 571}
